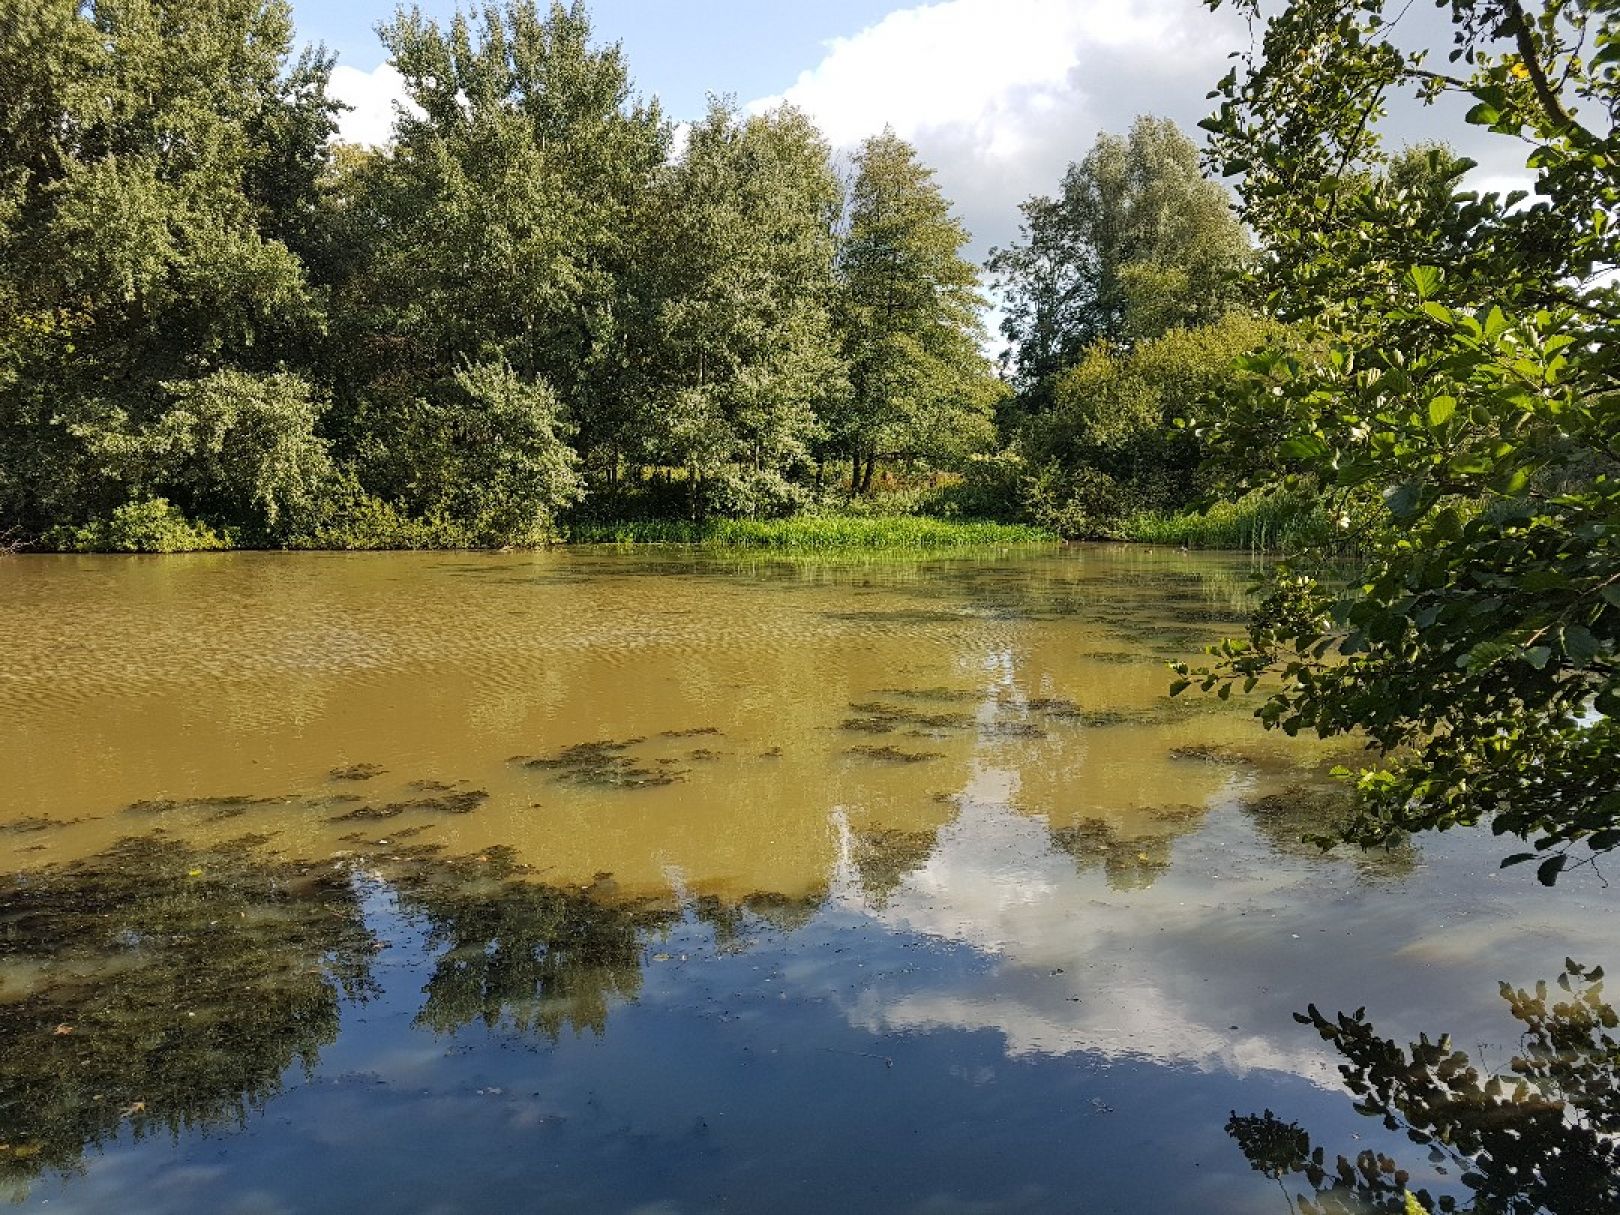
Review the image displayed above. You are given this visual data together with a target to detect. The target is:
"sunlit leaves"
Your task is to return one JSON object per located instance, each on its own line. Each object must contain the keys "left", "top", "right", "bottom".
{"left": 1191, "top": 0, "right": 1620, "bottom": 878}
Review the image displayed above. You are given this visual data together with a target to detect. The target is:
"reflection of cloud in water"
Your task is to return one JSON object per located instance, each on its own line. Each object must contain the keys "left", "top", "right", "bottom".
{"left": 832, "top": 776, "right": 1338, "bottom": 1087}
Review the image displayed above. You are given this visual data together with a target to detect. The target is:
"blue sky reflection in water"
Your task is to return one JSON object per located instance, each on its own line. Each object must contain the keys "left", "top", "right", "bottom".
{"left": 1, "top": 549, "right": 1614, "bottom": 1213}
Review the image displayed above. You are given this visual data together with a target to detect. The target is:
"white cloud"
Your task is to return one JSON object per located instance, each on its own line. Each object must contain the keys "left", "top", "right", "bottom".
{"left": 330, "top": 63, "right": 414, "bottom": 147}
{"left": 827, "top": 788, "right": 1342, "bottom": 1085}
{"left": 749, "top": 0, "right": 1250, "bottom": 260}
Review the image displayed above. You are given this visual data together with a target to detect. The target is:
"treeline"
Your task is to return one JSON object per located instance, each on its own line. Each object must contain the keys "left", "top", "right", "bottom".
{"left": 0, "top": 0, "right": 1005, "bottom": 550}
{"left": 0, "top": 0, "right": 1266, "bottom": 551}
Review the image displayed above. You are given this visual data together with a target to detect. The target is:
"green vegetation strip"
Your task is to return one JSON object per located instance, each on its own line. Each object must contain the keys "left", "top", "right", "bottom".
{"left": 1117, "top": 490, "right": 1344, "bottom": 554}
{"left": 568, "top": 517, "right": 1056, "bottom": 550}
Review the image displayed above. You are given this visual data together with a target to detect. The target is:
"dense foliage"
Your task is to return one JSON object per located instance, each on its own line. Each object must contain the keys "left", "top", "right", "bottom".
{"left": 989, "top": 116, "right": 1251, "bottom": 413}
{"left": 0, "top": 0, "right": 999, "bottom": 549}
{"left": 985, "top": 118, "right": 1275, "bottom": 536}
{"left": 1179, "top": 0, "right": 1620, "bottom": 875}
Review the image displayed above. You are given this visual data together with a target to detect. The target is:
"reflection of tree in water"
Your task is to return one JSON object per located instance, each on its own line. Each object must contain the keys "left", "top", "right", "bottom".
{"left": 851, "top": 827, "right": 940, "bottom": 908}
{"left": 389, "top": 847, "right": 680, "bottom": 1039}
{"left": 1242, "top": 787, "right": 1418, "bottom": 882}
{"left": 688, "top": 888, "right": 829, "bottom": 954}
{"left": 0, "top": 837, "right": 377, "bottom": 1192}
{"left": 1229, "top": 960, "right": 1619, "bottom": 1214}
{"left": 1048, "top": 809, "right": 1200, "bottom": 890}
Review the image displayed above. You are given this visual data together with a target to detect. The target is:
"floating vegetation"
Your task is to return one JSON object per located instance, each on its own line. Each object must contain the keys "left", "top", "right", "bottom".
{"left": 516, "top": 739, "right": 683, "bottom": 789}
{"left": 329, "top": 763, "right": 387, "bottom": 782}
{"left": 328, "top": 789, "right": 489, "bottom": 822}
{"left": 876, "top": 687, "right": 983, "bottom": 703}
{"left": 824, "top": 608, "right": 965, "bottom": 625}
{"left": 687, "top": 748, "right": 723, "bottom": 762}
{"left": 124, "top": 794, "right": 291, "bottom": 821}
{"left": 0, "top": 816, "right": 81, "bottom": 835}
{"left": 757, "top": 746, "right": 784, "bottom": 759}
{"left": 980, "top": 721, "right": 1048, "bottom": 739}
{"left": 1078, "top": 650, "right": 1163, "bottom": 665}
{"left": 660, "top": 726, "right": 722, "bottom": 739}
{"left": 1049, "top": 817, "right": 1181, "bottom": 891}
{"left": 850, "top": 828, "right": 940, "bottom": 907}
{"left": 0, "top": 836, "right": 377, "bottom": 1190}
{"left": 406, "top": 778, "right": 460, "bottom": 793}
{"left": 845, "top": 745, "right": 943, "bottom": 764}
{"left": 336, "top": 823, "right": 440, "bottom": 845}
{"left": 1026, "top": 698, "right": 1138, "bottom": 727}
{"left": 841, "top": 701, "right": 973, "bottom": 735}
{"left": 1169, "top": 743, "right": 1258, "bottom": 766}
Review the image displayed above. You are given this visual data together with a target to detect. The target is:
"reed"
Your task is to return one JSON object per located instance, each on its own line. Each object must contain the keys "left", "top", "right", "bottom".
{"left": 568, "top": 515, "right": 1056, "bottom": 550}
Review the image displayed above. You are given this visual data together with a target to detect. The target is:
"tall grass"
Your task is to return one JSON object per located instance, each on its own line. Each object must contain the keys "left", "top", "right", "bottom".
{"left": 1120, "top": 490, "right": 1342, "bottom": 553}
{"left": 568, "top": 515, "right": 1056, "bottom": 550}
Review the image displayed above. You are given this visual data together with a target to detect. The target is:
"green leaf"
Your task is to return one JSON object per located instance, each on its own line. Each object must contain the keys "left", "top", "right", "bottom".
{"left": 1385, "top": 481, "right": 1426, "bottom": 519}
{"left": 1405, "top": 266, "right": 1442, "bottom": 299}
{"left": 1279, "top": 435, "right": 1329, "bottom": 460}
{"left": 1523, "top": 645, "right": 1552, "bottom": 670}
{"left": 1427, "top": 396, "right": 1456, "bottom": 428}
{"left": 1563, "top": 625, "right": 1600, "bottom": 661}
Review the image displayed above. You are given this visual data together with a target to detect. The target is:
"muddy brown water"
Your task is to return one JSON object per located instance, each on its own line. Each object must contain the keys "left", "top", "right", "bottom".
{"left": 0, "top": 547, "right": 1612, "bottom": 1213}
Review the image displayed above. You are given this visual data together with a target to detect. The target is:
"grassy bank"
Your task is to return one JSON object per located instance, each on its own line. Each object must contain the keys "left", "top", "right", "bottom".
{"left": 568, "top": 516, "right": 1056, "bottom": 550}
{"left": 1116, "top": 490, "right": 1340, "bottom": 553}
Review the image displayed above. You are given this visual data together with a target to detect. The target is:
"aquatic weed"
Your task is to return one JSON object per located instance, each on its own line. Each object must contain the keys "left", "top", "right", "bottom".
{"left": 844, "top": 745, "right": 943, "bottom": 764}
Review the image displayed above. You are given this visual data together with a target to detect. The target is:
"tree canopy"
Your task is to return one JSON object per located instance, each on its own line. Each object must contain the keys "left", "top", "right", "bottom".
{"left": 988, "top": 116, "right": 1250, "bottom": 413}
{"left": 1178, "top": 0, "right": 1620, "bottom": 878}
{"left": 0, "top": 0, "right": 1005, "bottom": 549}
{"left": 835, "top": 130, "right": 1002, "bottom": 494}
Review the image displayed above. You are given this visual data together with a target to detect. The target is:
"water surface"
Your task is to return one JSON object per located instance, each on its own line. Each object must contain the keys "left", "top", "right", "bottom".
{"left": 1, "top": 547, "right": 1612, "bottom": 1212}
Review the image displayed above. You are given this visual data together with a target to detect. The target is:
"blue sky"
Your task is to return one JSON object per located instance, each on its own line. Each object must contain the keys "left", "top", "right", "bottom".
{"left": 306, "top": 0, "right": 1261, "bottom": 261}
{"left": 293, "top": 1, "right": 901, "bottom": 119}
{"left": 297, "top": 0, "right": 1523, "bottom": 266}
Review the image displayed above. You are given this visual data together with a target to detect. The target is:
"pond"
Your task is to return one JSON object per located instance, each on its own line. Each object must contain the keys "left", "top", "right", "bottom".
{"left": 1, "top": 547, "right": 1614, "bottom": 1213}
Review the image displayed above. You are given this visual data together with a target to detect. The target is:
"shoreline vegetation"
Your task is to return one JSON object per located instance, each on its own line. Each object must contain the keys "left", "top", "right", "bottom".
{"left": 0, "top": 3, "right": 1269, "bottom": 563}
{"left": 26, "top": 486, "right": 1334, "bottom": 554}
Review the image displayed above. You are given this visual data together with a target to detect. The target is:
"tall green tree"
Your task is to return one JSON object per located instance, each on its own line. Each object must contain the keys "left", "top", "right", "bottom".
{"left": 645, "top": 100, "right": 846, "bottom": 517}
{"left": 0, "top": 0, "right": 340, "bottom": 542}
{"left": 988, "top": 116, "right": 1249, "bottom": 412}
{"left": 1182, "top": 0, "right": 1620, "bottom": 879}
{"left": 331, "top": 0, "right": 666, "bottom": 517}
{"left": 835, "top": 130, "right": 1000, "bottom": 493}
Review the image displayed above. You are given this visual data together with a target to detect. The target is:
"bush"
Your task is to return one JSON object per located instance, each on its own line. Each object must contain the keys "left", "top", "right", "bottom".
{"left": 51, "top": 498, "right": 232, "bottom": 553}
{"left": 919, "top": 452, "right": 1030, "bottom": 521}
{"left": 289, "top": 492, "right": 478, "bottom": 551}
{"left": 1023, "top": 463, "right": 1146, "bottom": 539}
{"left": 692, "top": 467, "right": 810, "bottom": 520}
{"left": 1120, "top": 487, "right": 1343, "bottom": 552}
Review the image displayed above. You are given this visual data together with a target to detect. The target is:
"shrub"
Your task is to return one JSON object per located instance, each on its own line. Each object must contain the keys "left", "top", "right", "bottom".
{"left": 51, "top": 498, "right": 232, "bottom": 553}
{"left": 920, "top": 452, "right": 1030, "bottom": 521}
{"left": 288, "top": 492, "right": 478, "bottom": 551}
